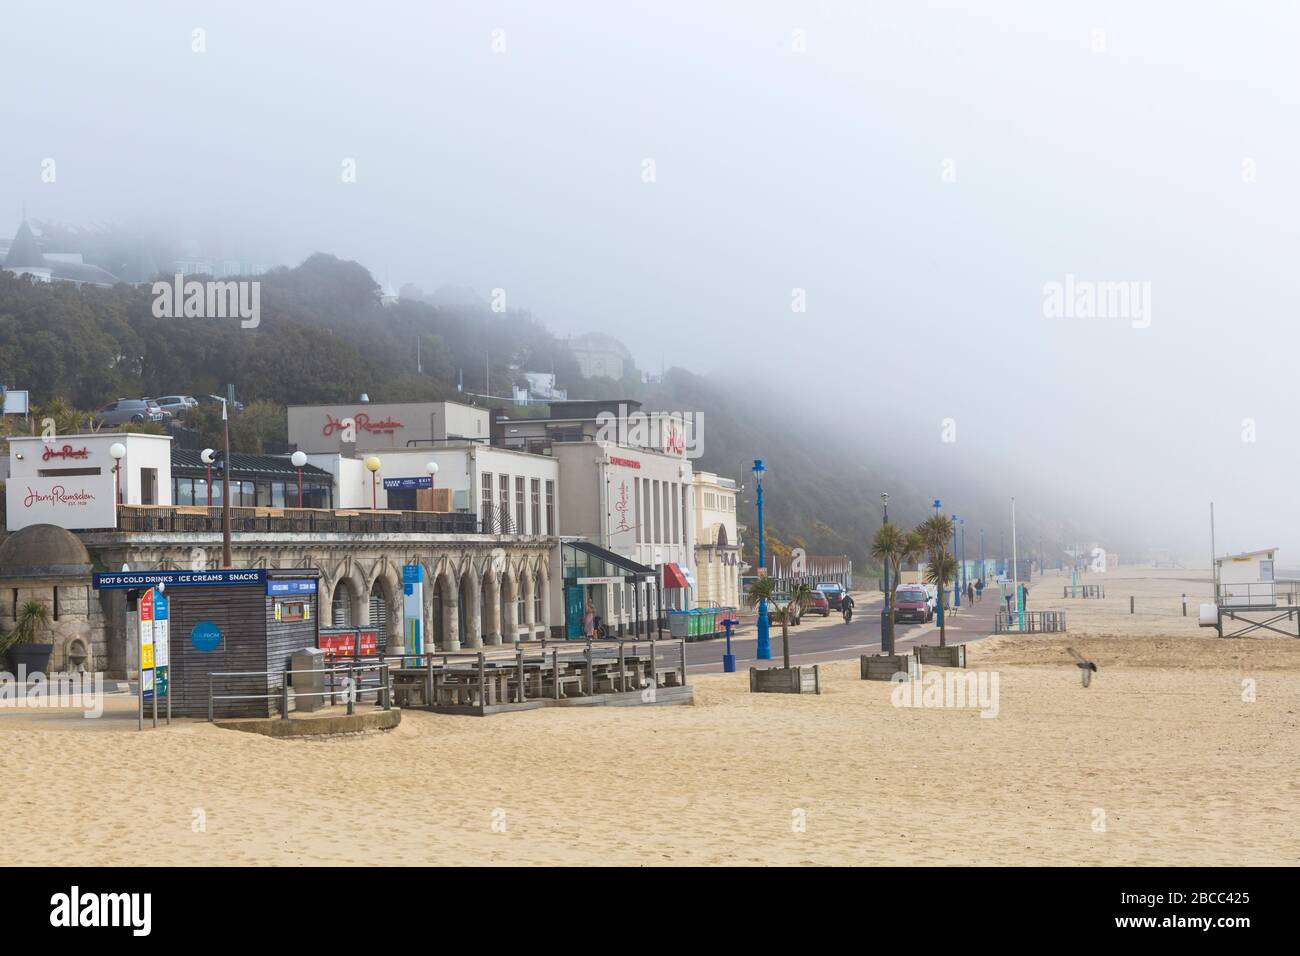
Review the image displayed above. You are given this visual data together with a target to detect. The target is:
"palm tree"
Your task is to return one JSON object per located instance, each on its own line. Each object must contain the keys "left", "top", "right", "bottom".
{"left": 924, "top": 551, "right": 958, "bottom": 646}
{"left": 745, "top": 577, "right": 814, "bottom": 670}
{"left": 872, "top": 523, "right": 925, "bottom": 651}
{"left": 1, "top": 600, "right": 51, "bottom": 653}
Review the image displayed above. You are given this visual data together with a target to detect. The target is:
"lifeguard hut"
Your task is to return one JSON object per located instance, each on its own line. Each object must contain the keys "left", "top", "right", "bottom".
{"left": 1215, "top": 548, "right": 1276, "bottom": 608}
{"left": 1204, "top": 547, "right": 1297, "bottom": 637}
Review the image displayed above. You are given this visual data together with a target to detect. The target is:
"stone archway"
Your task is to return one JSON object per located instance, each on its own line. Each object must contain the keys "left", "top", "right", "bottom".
{"left": 481, "top": 567, "right": 501, "bottom": 645}
{"left": 460, "top": 564, "right": 482, "bottom": 648}
{"left": 430, "top": 565, "right": 461, "bottom": 652}
{"left": 500, "top": 563, "right": 519, "bottom": 644}
{"left": 329, "top": 574, "right": 363, "bottom": 627}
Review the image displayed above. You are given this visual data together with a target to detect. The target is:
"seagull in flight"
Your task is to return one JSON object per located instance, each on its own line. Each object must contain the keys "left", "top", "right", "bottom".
{"left": 1067, "top": 647, "right": 1098, "bottom": 687}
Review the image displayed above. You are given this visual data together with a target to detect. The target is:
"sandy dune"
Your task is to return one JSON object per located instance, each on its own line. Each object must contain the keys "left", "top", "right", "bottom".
{"left": 2, "top": 568, "right": 1297, "bottom": 866}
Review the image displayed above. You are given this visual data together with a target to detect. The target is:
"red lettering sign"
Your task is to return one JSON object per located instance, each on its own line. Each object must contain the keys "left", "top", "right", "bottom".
{"left": 609, "top": 456, "right": 641, "bottom": 469}
{"left": 41, "top": 444, "right": 90, "bottom": 462}
{"left": 323, "top": 412, "right": 404, "bottom": 437}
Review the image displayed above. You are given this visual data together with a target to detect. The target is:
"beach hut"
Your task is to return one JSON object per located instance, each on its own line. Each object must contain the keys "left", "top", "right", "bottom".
{"left": 1214, "top": 548, "right": 1276, "bottom": 608}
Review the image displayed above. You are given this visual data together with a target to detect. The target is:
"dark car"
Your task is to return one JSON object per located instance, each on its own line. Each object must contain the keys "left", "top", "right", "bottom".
{"left": 816, "top": 583, "right": 845, "bottom": 610}
{"left": 893, "top": 586, "right": 932, "bottom": 623}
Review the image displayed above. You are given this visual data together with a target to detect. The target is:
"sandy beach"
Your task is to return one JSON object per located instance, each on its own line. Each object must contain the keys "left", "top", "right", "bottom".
{"left": 3, "top": 567, "right": 1297, "bottom": 866}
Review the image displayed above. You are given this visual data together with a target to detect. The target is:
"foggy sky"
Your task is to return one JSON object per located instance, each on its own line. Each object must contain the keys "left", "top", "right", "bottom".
{"left": 3, "top": 1, "right": 1298, "bottom": 563}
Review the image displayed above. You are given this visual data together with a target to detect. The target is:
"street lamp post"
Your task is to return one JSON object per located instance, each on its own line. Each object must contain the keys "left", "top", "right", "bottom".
{"left": 881, "top": 492, "right": 892, "bottom": 654}
{"left": 426, "top": 461, "right": 439, "bottom": 505}
{"left": 951, "top": 514, "right": 961, "bottom": 607}
{"left": 291, "top": 451, "right": 307, "bottom": 507}
{"left": 753, "top": 459, "right": 771, "bottom": 661}
{"left": 220, "top": 399, "right": 232, "bottom": 568}
{"left": 960, "top": 519, "right": 967, "bottom": 594}
{"left": 109, "top": 443, "right": 126, "bottom": 517}
{"left": 201, "top": 447, "right": 215, "bottom": 506}
{"left": 365, "top": 456, "right": 382, "bottom": 510}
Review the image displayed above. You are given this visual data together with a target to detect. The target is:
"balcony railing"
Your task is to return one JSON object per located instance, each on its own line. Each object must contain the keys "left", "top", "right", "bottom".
{"left": 113, "top": 505, "right": 487, "bottom": 536}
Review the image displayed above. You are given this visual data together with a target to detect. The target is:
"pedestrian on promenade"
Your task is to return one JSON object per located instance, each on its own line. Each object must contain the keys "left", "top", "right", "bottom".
{"left": 583, "top": 599, "right": 595, "bottom": 639}
{"left": 975, "top": 578, "right": 984, "bottom": 601}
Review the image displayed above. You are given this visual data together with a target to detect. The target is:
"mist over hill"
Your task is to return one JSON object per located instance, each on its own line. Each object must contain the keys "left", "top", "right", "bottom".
{"left": 1, "top": 254, "right": 1112, "bottom": 571}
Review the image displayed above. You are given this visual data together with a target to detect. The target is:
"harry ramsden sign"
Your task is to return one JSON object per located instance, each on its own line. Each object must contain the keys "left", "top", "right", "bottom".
{"left": 23, "top": 485, "right": 96, "bottom": 508}
{"left": 322, "top": 411, "right": 404, "bottom": 437}
{"left": 93, "top": 569, "right": 268, "bottom": 590}
{"left": 41, "top": 444, "right": 91, "bottom": 462}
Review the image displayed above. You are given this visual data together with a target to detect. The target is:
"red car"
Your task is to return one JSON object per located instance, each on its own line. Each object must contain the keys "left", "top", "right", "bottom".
{"left": 893, "top": 586, "right": 932, "bottom": 623}
{"left": 804, "top": 591, "right": 831, "bottom": 617}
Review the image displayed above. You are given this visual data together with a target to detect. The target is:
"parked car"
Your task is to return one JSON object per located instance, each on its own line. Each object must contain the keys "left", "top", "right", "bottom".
{"left": 93, "top": 399, "right": 166, "bottom": 426}
{"left": 204, "top": 394, "right": 245, "bottom": 413}
{"left": 893, "top": 585, "right": 932, "bottom": 623}
{"left": 144, "top": 399, "right": 173, "bottom": 420}
{"left": 805, "top": 591, "right": 831, "bottom": 617}
{"left": 923, "top": 583, "right": 939, "bottom": 615}
{"left": 815, "top": 583, "right": 845, "bottom": 610}
{"left": 153, "top": 395, "right": 198, "bottom": 417}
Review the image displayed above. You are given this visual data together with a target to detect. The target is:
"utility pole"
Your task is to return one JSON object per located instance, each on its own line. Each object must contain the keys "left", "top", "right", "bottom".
{"left": 221, "top": 399, "right": 232, "bottom": 568}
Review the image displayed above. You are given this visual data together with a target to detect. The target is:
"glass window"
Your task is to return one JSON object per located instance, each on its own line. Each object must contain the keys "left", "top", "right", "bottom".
{"left": 515, "top": 476, "right": 525, "bottom": 533}
{"left": 531, "top": 478, "right": 541, "bottom": 536}
{"left": 271, "top": 481, "right": 286, "bottom": 508}
{"left": 499, "top": 474, "right": 510, "bottom": 531}
{"left": 533, "top": 574, "right": 543, "bottom": 623}
{"left": 482, "top": 472, "right": 493, "bottom": 521}
{"left": 545, "top": 479, "right": 554, "bottom": 536}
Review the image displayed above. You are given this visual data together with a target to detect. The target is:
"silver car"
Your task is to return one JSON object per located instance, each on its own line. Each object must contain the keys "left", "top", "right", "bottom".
{"left": 94, "top": 399, "right": 166, "bottom": 426}
{"left": 153, "top": 395, "right": 197, "bottom": 418}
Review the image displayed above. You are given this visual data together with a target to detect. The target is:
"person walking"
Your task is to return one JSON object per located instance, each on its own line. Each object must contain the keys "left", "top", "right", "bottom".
{"left": 583, "top": 599, "right": 595, "bottom": 640}
{"left": 975, "top": 578, "right": 984, "bottom": 602}
{"left": 966, "top": 581, "right": 975, "bottom": 605}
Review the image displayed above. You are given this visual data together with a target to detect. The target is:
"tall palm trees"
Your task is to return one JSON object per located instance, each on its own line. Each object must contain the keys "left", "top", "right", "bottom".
{"left": 871, "top": 523, "right": 923, "bottom": 652}
{"left": 918, "top": 514, "right": 956, "bottom": 646}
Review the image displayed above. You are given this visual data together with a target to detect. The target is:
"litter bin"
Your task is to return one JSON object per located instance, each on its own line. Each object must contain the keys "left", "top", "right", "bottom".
{"left": 880, "top": 609, "right": 891, "bottom": 654}
{"left": 291, "top": 646, "right": 326, "bottom": 713}
{"left": 668, "top": 611, "right": 691, "bottom": 640}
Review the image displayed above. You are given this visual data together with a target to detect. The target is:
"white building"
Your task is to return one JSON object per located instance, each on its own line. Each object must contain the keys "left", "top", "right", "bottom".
{"left": 5, "top": 433, "right": 172, "bottom": 531}
{"left": 691, "top": 471, "right": 742, "bottom": 610}
{"left": 287, "top": 399, "right": 490, "bottom": 456}
{"left": 310, "top": 444, "right": 559, "bottom": 537}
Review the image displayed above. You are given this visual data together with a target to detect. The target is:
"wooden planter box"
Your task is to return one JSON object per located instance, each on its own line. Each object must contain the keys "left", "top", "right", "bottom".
{"left": 860, "top": 653, "right": 920, "bottom": 682}
{"left": 749, "top": 665, "right": 820, "bottom": 695}
{"left": 913, "top": 644, "right": 967, "bottom": 668}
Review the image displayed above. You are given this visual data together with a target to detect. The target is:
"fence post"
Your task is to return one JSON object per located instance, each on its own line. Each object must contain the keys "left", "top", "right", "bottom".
{"left": 478, "top": 652, "right": 487, "bottom": 707}
{"left": 1182, "top": 594, "right": 1187, "bottom": 617}
{"left": 208, "top": 672, "right": 214, "bottom": 722}
{"left": 679, "top": 639, "right": 687, "bottom": 687}
{"left": 516, "top": 646, "right": 525, "bottom": 703}
{"left": 425, "top": 653, "right": 433, "bottom": 707}
{"left": 1130, "top": 595, "right": 1135, "bottom": 614}
{"left": 281, "top": 665, "right": 291, "bottom": 719}
{"left": 347, "top": 662, "right": 355, "bottom": 716}
{"left": 618, "top": 641, "right": 627, "bottom": 693}
{"left": 382, "top": 661, "right": 391, "bottom": 710}
{"left": 584, "top": 641, "right": 593, "bottom": 696}
{"left": 552, "top": 648, "right": 560, "bottom": 700}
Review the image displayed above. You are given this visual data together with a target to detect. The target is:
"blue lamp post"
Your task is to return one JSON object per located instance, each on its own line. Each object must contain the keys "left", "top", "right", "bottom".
{"left": 753, "top": 459, "right": 771, "bottom": 661}
{"left": 980, "top": 528, "right": 986, "bottom": 584}
{"left": 960, "top": 519, "right": 967, "bottom": 594}
{"left": 932, "top": 499, "right": 943, "bottom": 630}
{"left": 951, "top": 514, "right": 961, "bottom": 607}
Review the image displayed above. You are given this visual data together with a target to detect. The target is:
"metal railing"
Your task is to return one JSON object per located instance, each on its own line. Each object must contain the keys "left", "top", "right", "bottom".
{"left": 117, "top": 504, "right": 482, "bottom": 536}
{"left": 993, "top": 610, "right": 1067, "bottom": 633}
{"left": 207, "top": 659, "right": 392, "bottom": 721}
{"left": 1062, "top": 584, "right": 1105, "bottom": 599}
{"left": 1215, "top": 582, "right": 1279, "bottom": 608}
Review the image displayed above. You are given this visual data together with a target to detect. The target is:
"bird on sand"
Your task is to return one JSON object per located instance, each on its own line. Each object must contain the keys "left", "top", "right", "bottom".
{"left": 1067, "top": 647, "right": 1098, "bottom": 687}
